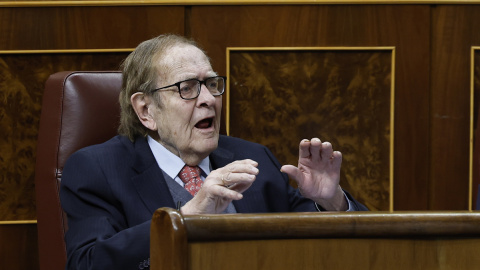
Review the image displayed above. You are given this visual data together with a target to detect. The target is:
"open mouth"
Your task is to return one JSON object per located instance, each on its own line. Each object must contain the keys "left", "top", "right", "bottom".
{"left": 195, "top": 117, "right": 214, "bottom": 129}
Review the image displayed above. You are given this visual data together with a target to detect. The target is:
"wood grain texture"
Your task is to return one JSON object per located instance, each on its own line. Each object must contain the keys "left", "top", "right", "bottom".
{"left": 2, "top": 3, "right": 480, "bottom": 270}
{"left": 151, "top": 208, "right": 480, "bottom": 270}
{"left": 0, "top": 0, "right": 476, "bottom": 227}
{"left": 188, "top": 238, "right": 480, "bottom": 270}
{"left": 228, "top": 49, "right": 392, "bottom": 210}
{"left": 150, "top": 208, "right": 187, "bottom": 270}
{"left": 0, "top": 224, "right": 39, "bottom": 269}
{"left": 190, "top": 5, "right": 430, "bottom": 210}
{"left": 0, "top": 5, "right": 185, "bottom": 221}
{"left": 0, "top": 52, "right": 129, "bottom": 220}
{"left": 182, "top": 211, "right": 480, "bottom": 240}
{"left": 0, "top": 6, "right": 184, "bottom": 50}
{"left": 431, "top": 5, "right": 480, "bottom": 210}
{"left": 473, "top": 50, "right": 480, "bottom": 209}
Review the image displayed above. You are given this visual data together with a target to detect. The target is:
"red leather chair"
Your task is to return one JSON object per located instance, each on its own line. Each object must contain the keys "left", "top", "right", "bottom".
{"left": 34, "top": 71, "right": 122, "bottom": 270}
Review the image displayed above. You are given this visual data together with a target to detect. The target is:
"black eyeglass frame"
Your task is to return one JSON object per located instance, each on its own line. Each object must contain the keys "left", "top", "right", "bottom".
{"left": 150, "top": 76, "right": 227, "bottom": 100}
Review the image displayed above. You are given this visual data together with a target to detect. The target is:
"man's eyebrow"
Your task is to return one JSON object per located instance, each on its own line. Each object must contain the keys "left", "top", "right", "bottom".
{"left": 176, "top": 74, "right": 198, "bottom": 81}
{"left": 204, "top": 73, "right": 219, "bottom": 79}
{"left": 178, "top": 73, "right": 218, "bottom": 81}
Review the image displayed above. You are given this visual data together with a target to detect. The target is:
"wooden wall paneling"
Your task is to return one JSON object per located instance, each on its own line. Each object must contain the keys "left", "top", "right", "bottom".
{"left": 0, "top": 6, "right": 185, "bottom": 50}
{"left": 188, "top": 238, "right": 480, "bottom": 270}
{"left": 0, "top": 5, "right": 186, "bottom": 221}
{"left": 0, "top": 2, "right": 479, "bottom": 270}
{"left": 0, "top": 5, "right": 186, "bottom": 269}
{"left": 189, "top": 5, "right": 431, "bottom": 210}
{"left": 389, "top": 6, "right": 431, "bottom": 211}
{"left": 0, "top": 223, "right": 39, "bottom": 270}
{"left": 0, "top": 51, "right": 131, "bottom": 221}
{"left": 431, "top": 5, "right": 480, "bottom": 210}
{"left": 472, "top": 48, "right": 480, "bottom": 210}
{"left": 0, "top": 5, "right": 185, "bottom": 270}
{"left": 467, "top": 9, "right": 480, "bottom": 211}
{"left": 226, "top": 48, "right": 394, "bottom": 211}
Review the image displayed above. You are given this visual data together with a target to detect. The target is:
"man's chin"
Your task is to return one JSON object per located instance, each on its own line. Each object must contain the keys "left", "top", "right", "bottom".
{"left": 195, "top": 135, "right": 219, "bottom": 152}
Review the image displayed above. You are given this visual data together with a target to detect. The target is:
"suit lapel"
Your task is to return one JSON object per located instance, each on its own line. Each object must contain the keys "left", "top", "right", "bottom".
{"left": 130, "top": 137, "right": 176, "bottom": 214}
{"left": 209, "top": 143, "right": 234, "bottom": 169}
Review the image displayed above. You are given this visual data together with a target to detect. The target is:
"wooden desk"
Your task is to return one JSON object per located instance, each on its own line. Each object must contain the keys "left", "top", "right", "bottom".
{"left": 151, "top": 208, "right": 480, "bottom": 270}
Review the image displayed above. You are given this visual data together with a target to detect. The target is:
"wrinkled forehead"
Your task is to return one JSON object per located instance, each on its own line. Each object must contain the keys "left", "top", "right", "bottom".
{"left": 156, "top": 44, "right": 213, "bottom": 83}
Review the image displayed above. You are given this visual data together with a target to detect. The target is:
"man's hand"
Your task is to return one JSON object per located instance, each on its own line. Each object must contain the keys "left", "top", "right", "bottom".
{"left": 181, "top": 159, "right": 258, "bottom": 215}
{"left": 281, "top": 138, "right": 347, "bottom": 211}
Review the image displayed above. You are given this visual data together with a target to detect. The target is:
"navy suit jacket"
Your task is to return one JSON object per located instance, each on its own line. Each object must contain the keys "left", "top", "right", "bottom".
{"left": 60, "top": 135, "right": 367, "bottom": 270}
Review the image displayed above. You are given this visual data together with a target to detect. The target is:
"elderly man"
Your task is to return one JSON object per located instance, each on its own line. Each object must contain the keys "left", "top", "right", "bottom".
{"left": 60, "top": 34, "right": 367, "bottom": 270}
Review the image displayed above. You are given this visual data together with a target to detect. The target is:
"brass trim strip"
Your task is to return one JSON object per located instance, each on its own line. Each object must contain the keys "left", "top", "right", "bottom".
{"left": 226, "top": 47, "right": 231, "bottom": 136}
{"left": 226, "top": 46, "right": 395, "bottom": 211}
{"left": 469, "top": 47, "right": 479, "bottom": 211}
{"left": 2, "top": 0, "right": 480, "bottom": 7}
{"left": 0, "top": 48, "right": 134, "bottom": 54}
{"left": 228, "top": 46, "right": 397, "bottom": 51}
{"left": 390, "top": 47, "right": 396, "bottom": 213}
{"left": 0, "top": 220, "right": 37, "bottom": 225}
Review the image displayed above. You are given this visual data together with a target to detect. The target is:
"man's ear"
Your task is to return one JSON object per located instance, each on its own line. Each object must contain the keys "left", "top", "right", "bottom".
{"left": 130, "top": 92, "right": 157, "bottom": 131}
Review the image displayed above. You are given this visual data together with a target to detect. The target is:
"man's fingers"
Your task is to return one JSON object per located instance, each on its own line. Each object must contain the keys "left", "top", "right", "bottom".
{"left": 218, "top": 160, "right": 258, "bottom": 186}
{"left": 229, "top": 159, "right": 258, "bottom": 169}
{"left": 309, "top": 138, "right": 322, "bottom": 161}
{"left": 213, "top": 185, "right": 244, "bottom": 200}
{"left": 280, "top": 165, "right": 301, "bottom": 180}
{"left": 299, "top": 138, "right": 337, "bottom": 163}
{"left": 320, "top": 142, "right": 334, "bottom": 161}
{"left": 204, "top": 159, "right": 258, "bottom": 200}
{"left": 221, "top": 172, "right": 256, "bottom": 190}
{"left": 299, "top": 139, "right": 311, "bottom": 158}
{"left": 332, "top": 151, "right": 342, "bottom": 170}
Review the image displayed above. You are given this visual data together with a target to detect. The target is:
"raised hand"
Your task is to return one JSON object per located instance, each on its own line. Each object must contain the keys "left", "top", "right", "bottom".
{"left": 281, "top": 138, "right": 347, "bottom": 211}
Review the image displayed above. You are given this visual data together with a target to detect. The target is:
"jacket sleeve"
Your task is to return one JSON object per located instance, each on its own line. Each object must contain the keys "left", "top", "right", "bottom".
{"left": 60, "top": 149, "right": 151, "bottom": 270}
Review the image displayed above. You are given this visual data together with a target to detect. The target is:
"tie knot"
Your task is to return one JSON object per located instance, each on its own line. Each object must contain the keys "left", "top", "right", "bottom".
{"left": 179, "top": 165, "right": 201, "bottom": 184}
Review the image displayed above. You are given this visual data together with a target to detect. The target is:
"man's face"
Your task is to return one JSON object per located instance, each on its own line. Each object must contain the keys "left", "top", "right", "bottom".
{"left": 151, "top": 45, "right": 222, "bottom": 164}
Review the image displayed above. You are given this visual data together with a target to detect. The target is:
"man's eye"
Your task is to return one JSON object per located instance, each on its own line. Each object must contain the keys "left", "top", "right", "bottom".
{"left": 180, "top": 85, "right": 193, "bottom": 93}
{"left": 208, "top": 81, "right": 218, "bottom": 88}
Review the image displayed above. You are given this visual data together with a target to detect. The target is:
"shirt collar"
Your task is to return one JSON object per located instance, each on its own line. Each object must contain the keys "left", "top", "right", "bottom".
{"left": 147, "top": 136, "right": 211, "bottom": 179}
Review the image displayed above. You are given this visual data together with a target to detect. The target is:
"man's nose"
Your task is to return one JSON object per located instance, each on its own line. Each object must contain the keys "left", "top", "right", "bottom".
{"left": 196, "top": 84, "right": 216, "bottom": 105}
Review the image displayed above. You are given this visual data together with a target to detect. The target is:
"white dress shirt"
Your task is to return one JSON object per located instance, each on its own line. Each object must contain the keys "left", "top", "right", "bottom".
{"left": 147, "top": 136, "right": 210, "bottom": 186}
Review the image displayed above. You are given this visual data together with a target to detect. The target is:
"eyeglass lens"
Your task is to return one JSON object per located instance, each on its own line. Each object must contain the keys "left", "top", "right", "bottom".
{"left": 179, "top": 77, "right": 225, "bottom": 99}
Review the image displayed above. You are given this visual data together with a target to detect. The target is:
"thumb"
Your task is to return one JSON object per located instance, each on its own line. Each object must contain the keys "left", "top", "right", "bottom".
{"left": 280, "top": 165, "right": 302, "bottom": 182}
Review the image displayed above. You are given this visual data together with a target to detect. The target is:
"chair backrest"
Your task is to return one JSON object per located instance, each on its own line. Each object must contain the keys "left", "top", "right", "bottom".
{"left": 34, "top": 71, "right": 122, "bottom": 270}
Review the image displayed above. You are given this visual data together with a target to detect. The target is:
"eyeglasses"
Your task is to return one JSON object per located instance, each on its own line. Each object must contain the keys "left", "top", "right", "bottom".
{"left": 150, "top": 76, "right": 226, "bottom": 100}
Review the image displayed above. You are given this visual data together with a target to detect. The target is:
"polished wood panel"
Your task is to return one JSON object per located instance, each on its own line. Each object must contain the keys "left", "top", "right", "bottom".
{"left": 0, "top": 5, "right": 185, "bottom": 222}
{"left": 431, "top": 5, "right": 480, "bottom": 210}
{"left": 473, "top": 49, "right": 480, "bottom": 209}
{"left": 0, "top": 52, "right": 129, "bottom": 221}
{"left": 151, "top": 208, "right": 480, "bottom": 270}
{"left": 188, "top": 238, "right": 480, "bottom": 270}
{"left": 0, "top": 223, "right": 39, "bottom": 269}
{"left": 0, "top": 6, "right": 184, "bottom": 50}
{"left": 4, "top": 0, "right": 480, "bottom": 7}
{"left": 183, "top": 212, "right": 480, "bottom": 240}
{"left": 190, "top": 5, "right": 431, "bottom": 210}
{"left": 228, "top": 49, "right": 393, "bottom": 211}
{"left": 2, "top": 3, "right": 480, "bottom": 269}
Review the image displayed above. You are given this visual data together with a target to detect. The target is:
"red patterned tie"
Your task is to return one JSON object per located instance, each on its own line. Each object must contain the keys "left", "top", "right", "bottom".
{"left": 178, "top": 165, "right": 203, "bottom": 196}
